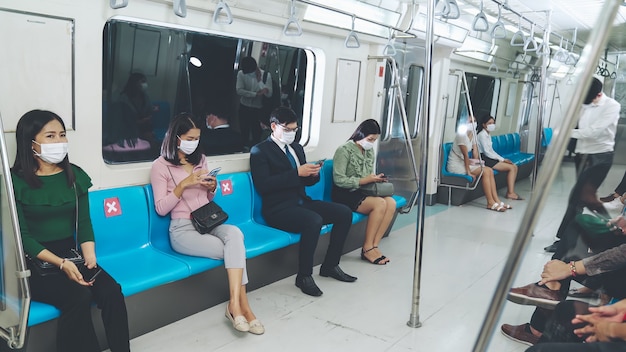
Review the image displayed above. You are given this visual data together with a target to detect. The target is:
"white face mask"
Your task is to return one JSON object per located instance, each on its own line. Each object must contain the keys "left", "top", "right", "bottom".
{"left": 140, "top": 82, "right": 148, "bottom": 91}
{"left": 177, "top": 137, "right": 199, "bottom": 155}
{"left": 279, "top": 130, "right": 296, "bottom": 145}
{"left": 357, "top": 139, "right": 375, "bottom": 150}
{"left": 486, "top": 124, "right": 496, "bottom": 132}
{"left": 469, "top": 122, "right": 477, "bottom": 130}
{"left": 33, "top": 141, "right": 68, "bottom": 164}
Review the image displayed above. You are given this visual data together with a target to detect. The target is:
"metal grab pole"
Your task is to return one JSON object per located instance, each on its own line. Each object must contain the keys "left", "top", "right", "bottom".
{"left": 472, "top": 1, "right": 622, "bottom": 350}
{"left": 407, "top": 0, "right": 434, "bottom": 329}
{"left": 531, "top": 10, "right": 551, "bottom": 190}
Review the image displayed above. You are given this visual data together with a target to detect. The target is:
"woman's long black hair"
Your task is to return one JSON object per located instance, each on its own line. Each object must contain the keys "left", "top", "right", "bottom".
{"left": 12, "top": 110, "right": 75, "bottom": 188}
{"left": 160, "top": 113, "right": 203, "bottom": 165}
{"left": 349, "top": 119, "right": 381, "bottom": 142}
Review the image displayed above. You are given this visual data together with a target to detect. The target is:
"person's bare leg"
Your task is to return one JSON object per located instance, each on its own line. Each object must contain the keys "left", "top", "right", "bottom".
{"left": 372, "top": 197, "right": 396, "bottom": 247}
{"left": 356, "top": 197, "right": 390, "bottom": 264}
{"left": 494, "top": 162, "right": 519, "bottom": 198}
{"left": 239, "top": 287, "right": 257, "bottom": 323}
{"left": 226, "top": 268, "right": 244, "bottom": 317}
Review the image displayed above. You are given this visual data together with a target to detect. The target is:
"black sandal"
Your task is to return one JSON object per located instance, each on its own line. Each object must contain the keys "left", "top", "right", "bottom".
{"left": 361, "top": 247, "right": 388, "bottom": 265}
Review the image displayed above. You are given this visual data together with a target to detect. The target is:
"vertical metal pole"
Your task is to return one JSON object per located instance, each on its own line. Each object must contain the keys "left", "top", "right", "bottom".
{"left": 472, "top": 1, "right": 621, "bottom": 350}
{"left": 407, "top": 0, "right": 434, "bottom": 328}
{"left": 531, "top": 11, "right": 551, "bottom": 189}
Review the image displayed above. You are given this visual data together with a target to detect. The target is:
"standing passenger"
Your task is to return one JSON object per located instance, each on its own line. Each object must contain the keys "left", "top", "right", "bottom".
{"left": 236, "top": 57, "right": 272, "bottom": 147}
{"left": 544, "top": 77, "right": 620, "bottom": 253}
{"left": 332, "top": 119, "right": 394, "bottom": 265}
{"left": 13, "top": 110, "right": 130, "bottom": 352}
{"left": 250, "top": 107, "right": 356, "bottom": 297}
{"left": 150, "top": 113, "right": 264, "bottom": 334}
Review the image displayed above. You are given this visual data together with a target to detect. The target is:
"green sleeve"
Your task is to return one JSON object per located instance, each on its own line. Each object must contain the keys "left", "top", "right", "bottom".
{"left": 332, "top": 144, "right": 361, "bottom": 189}
{"left": 15, "top": 195, "right": 44, "bottom": 257}
{"left": 73, "top": 166, "right": 95, "bottom": 244}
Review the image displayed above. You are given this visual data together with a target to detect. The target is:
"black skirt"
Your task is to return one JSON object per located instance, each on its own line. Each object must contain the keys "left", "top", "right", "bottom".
{"left": 480, "top": 154, "right": 500, "bottom": 168}
{"left": 331, "top": 185, "right": 367, "bottom": 211}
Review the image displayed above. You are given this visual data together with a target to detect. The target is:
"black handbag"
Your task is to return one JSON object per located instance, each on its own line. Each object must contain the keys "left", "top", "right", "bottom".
{"left": 191, "top": 201, "right": 229, "bottom": 234}
{"left": 168, "top": 166, "right": 229, "bottom": 234}
{"left": 26, "top": 184, "right": 85, "bottom": 276}
{"left": 360, "top": 182, "right": 394, "bottom": 197}
{"left": 27, "top": 248, "right": 84, "bottom": 276}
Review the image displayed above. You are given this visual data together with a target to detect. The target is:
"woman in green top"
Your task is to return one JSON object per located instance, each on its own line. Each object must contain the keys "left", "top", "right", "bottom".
{"left": 12, "top": 110, "right": 130, "bottom": 352}
{"left": 332, "top": 119, "right": 395, "bottom": 265}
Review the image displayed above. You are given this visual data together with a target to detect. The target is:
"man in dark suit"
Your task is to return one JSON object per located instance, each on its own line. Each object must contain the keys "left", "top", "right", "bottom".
{"left": 201, "top": 108, "right": 245, "bottom": 156}
{"left": 250, "top": 107, "right": 356, "bottom": 297}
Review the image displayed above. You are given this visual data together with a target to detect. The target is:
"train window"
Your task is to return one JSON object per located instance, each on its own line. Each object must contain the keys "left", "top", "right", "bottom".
{"left": 464, "top": 72, "right": 500, "bottom": 119}
{"left": 102, "top": 19, "right": 312, "bottom": 164}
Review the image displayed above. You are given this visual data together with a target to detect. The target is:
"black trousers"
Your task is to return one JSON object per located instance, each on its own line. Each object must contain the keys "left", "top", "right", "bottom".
{"left": 527, "top": 301, "right": 626, "bottom": 351}
{"left": 239, "top": 104, "right": 263, "bottom": 147}
{"left": 28, "top": 240, "right": 130, "bottom": 352}
{"left": 530, "top": 237, "right": 626, "bottom": 336}
{"left": 527, "top": 341, "right": 626, "bottom": 351}
{"left": 554, "top": 152, "right": 613, "bottom": 249}
{"left": 264, "top": 200, "right": 352, "bottom": 276}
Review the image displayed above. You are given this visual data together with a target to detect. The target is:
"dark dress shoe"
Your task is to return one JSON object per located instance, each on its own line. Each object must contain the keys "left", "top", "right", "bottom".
{"left": 600, "top": 193, "right": 618, "bottom": 202}
{"left": 319, "top": 265, "right": 357, "bottom": 282}
{"left": 295, "top": 275, "right": 323, "bottom": 297}
{"left": 544, "top": 241, "right": 559, "bottom": 253}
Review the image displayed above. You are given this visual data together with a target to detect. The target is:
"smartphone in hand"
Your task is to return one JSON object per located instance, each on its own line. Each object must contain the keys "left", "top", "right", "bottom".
{"left": 204, "top": 167, "right": 222, "bottom": 180}
{"left": 79, "top": 265, "right": 102, "bottom": 283}
{"left": 316, "top": 159, "right": 326, "bottom": 165}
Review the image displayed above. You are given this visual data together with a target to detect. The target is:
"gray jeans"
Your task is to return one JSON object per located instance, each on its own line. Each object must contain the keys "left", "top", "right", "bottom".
{"left": 169, "top": 219, "right": 248, "bottom": 285}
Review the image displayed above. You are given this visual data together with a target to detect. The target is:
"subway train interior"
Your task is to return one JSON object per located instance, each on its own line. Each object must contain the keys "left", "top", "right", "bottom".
{"left": 0, "top": 0, "right": 626, "bottom": 351}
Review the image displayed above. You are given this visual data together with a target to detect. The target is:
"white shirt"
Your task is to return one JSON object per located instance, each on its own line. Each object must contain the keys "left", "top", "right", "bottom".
{"left": 270, "top": 134, "right": 300, "bottom": 167}
{"left": 476, "top": 130, "right": 504, "bottom": 161}
{"left": 571, "top": 94, "right": 620, "bottom": 154}
{"left": 236, "top": 70, "right": 272, "bottom": 109}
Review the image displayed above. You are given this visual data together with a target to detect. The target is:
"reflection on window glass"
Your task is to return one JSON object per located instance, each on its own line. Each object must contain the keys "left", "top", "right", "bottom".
{"left": 102, "top": 20, "right": 312, "bottom": 164}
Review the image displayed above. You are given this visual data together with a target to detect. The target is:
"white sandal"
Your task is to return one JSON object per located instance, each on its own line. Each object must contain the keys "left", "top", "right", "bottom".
{"left": 488, "top": 203, "right": 506, "bottom": 212}
{"left": 500, "top": 201, "right": 512, "bottom": 209}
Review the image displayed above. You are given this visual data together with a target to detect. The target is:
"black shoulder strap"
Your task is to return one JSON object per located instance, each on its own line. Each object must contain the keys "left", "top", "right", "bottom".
{"left": 263, "top": 70, "right": 268, "bottom": 84}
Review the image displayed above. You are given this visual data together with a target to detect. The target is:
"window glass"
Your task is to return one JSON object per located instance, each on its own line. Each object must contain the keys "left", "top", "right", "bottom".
{"left": 102, "top": 19, "right": 312, "bottom": 163}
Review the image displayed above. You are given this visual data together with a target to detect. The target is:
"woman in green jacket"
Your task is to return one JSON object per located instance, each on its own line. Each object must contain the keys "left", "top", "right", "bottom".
{"left": 12, "top": 110, "right": 129, "bottom": 352}
{"left": 332, "top": 119, "right": 395, "bottom": 265}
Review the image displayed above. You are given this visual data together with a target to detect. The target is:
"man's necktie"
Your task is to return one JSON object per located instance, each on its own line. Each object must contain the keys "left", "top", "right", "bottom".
{"left": 285, "top": 145, "right": 297, "bottom": 169}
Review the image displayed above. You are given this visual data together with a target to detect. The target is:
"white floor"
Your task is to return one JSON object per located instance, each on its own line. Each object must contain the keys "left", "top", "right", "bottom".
{"left": 123, "top": 162, "right": 626, "bottom": 352}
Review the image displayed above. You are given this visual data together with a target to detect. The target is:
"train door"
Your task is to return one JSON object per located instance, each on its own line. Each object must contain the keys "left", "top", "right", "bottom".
{"left": 517, "top": 81, "right": 537, "bottom": 153}
{"left": 376, "top": 56, "right": 422, "bottom": 210}
{"left": 0, "top": 120, "right": 29, "bottom": 349}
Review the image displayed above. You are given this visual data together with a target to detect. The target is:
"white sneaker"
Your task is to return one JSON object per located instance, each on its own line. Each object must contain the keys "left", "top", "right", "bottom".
{"left": 604, "top": 198, "right": 624, "bottom": 218}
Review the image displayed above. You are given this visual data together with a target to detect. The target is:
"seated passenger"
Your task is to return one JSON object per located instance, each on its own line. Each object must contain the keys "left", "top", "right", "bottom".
{"left": 331, "top": 119, "right": 394, "bottom": 265}
{"left": 119, "top": 72, "right": 157, "bottom": 146}
{"left": 523, "top": 299, "right": 626, "bottom": 351}
{"left": 476, "top": 113, "right": 524, "bottom": 201}
{"left": 103, "top": 72, "right": 154, "bottom": 161}
{"left": 200, "top": 107, "right": 245, "bottom": 156}
{"left": 446, "top": 116, "right": 509, "bottom": 212}
{"left": 249, "top": 107, "right": 356, "bottom": 297}
{"left": 13, "top": 110, "right": 130, "bottom": 352}
{"left": 502, "top": 215, "right": 626, "bottom": 347}
{"left": 150, "top": 113, "right": 264, "bottom": 334}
